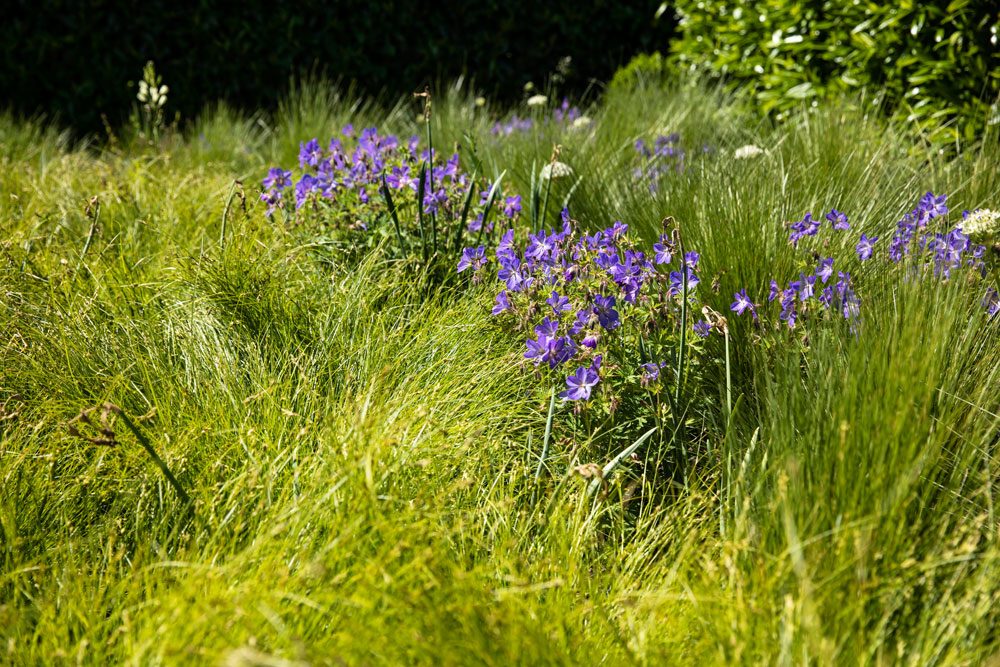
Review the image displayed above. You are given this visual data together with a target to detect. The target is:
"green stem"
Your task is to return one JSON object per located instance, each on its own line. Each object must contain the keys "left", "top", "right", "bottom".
{"left": 724, "top": 326, "right": 732, "bottom": 422}
{"left": 534, "top": 386, "right": 557, "bottom": 485}
{"left": 425, "top": 116, "right": 437, "bottom": 254}
{"left": 117, "top": 409, "right": 191, "bottom": 507}
{"left": 76, "top": 202, "right": 100, "bottom": 274}
{"left": 220, "top": 180, "right": 238, "bottom": 248}
{"left": 453, "top": 166, "right": 479, "bottom": 254}
{"left": 416, "top": 162, "right": 428, "bottom": 262}
{"left": 380, "top": 175, "right": 406, "bottom": 252}
{"left": 540, "top": 168, "right": 553, "bottom": 230}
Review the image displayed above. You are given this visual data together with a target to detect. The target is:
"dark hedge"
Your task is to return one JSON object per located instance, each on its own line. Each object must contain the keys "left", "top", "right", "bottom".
{"left": 2, "top": 1, "right": 674, "bottom": 134}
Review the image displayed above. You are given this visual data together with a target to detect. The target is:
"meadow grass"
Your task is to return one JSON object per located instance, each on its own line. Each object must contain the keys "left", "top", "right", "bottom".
{"left": 1, "top": 80, "right": 999, "bottom": 665}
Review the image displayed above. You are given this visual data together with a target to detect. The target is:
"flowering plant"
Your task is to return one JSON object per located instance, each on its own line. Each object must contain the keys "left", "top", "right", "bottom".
{"left": 728, "top": 192, "right": 998, "bottom": 334}
{"left": 491, "top": 98, "right": 586, "bottom": 136}
{"left": 462, "top": 211, "right": 718, "bottom": 442}
{"left": 632, "top": 132, "right": 713, "bottom": 194}
{"left": 260, "top": 124, "right": 514, "bottom": 269}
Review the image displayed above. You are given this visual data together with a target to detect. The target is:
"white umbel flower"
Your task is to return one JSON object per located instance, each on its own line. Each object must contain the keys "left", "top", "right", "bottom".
{"left": 526, "top": 94, "right": 548, "bottom": 107}
{"left": 962, "top": 209, "right": 1000, "bottom": 237}
{"left": 571, "top": 116, "right": 592, "bottom": 130}
{"left": 734, "top": 144, "right": 766, "bottom": 159}
{"left": 540, "top": 161, "right": 574, "bottom": 180}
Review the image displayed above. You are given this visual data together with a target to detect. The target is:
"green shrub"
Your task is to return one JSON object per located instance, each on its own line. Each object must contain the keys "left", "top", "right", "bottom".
{"left": 2, "top": 1, "right": 674, "bottom": 135}
{"left": 667, "top": 0, "right": 1000, "bottom": 144}
{"left": 608, "top": 51, "right": 670, "bottom": 92}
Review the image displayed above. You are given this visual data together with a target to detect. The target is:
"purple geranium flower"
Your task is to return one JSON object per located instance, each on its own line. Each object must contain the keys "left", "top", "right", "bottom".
{"left": 547, "top": 291, "right": 572, "bottom": 314}
{"left": 263, "top": 167, "right": 292, "bottom": 191}
{"left": 592, "top": 294, "right": 621, "bottom": 330}
{"left": 503, "top": 195, "right": 522, "bottom": 219}
{"left": 768, "top": 280, "right": 780, "bottom": 302}
{"left": 730, "top": 289, "right": 756, "bottom": 319}
{"left": 816, "top": 258, "right": 834, "bottom": 284}
{"left": 826, "top": 209, "right": 850, "bottom": 231}
{"left": 669, "top": 267, "right": 700, "bottom": 295}
{"left": 299, "top": 139, "right": 322, "bottom": 169}
{"left": 492, "top": 291, "right": 511, "bottom": 315}
{"left": 534, "top": 317, "right": 559, "bottom": 338}
{"left": 640, "top": 362, "right": 660, "bottom": 384}
{"left": 560, "top": 362, "right": 600, "bottom": 401}
{"left": 856, "top": 233, "right": 878, "bottom": 261}
{"left": 653, "top": 235, "right": 673, "bottom": 265}
{"left": 457, "top": 246, "right": 486, "bottom": 273}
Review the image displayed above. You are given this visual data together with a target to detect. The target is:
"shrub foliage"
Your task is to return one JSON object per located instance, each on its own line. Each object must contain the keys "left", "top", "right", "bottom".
{"left": 667, "top": 0, "right": 1000, "bottom": 143}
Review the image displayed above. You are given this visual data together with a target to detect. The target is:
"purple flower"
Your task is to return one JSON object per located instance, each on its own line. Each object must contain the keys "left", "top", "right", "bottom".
{"left": 492, "top": 291, "right": 511, "bottom": 315}
{"left": 856, "top": 233, "right": 878, "bottom": 261}
{"left": 457, "top": 246, "right": 486, "bottom": 273}
{"left": 816, "top": 258, "right": 834, "bottom": 284}
{"left": 568, "top": 309, "right": 592, "bottom": 336}
{"left": 684, "top": 251, "right": 699, "bottom": 270}
{"left": 560, "top": 363, "right": 600, "bottom": 401}
{"left": 730, "top": 289, "right": 756, "bottom": 319}
{"left": 789, "top": 212, "right": 820, "bottom": 246}
{"left": 525, "top": 231, "right": 555, "bottom": 263}
{"left": 835, "top": 272, "right": 852, "bottom": 298}
{"left": 259, "top": 190, "right": 281, "bottom": 215}
{"left": 547, "top": 291, "right": 572, "bottom": 314}
{"left": 818, "top": 286, "right": 834, "bottom": 309}
{"left": 669, "top": 267, "right": 700, "bottom": 295}
{"left": 693, "top": 320, "right": 711, "bottom": 337}
{"left": 534, "top": 317, "right": 559, "bottom": 338}
{"left": 640, "top": 362, "right": 660, "bottom": 384}
{"left": 653, "top": 235, "right": 673, "bottom": 264}
{"left": 983, "top": 288, "right": 999, "bottom": 317}
{"left": 920, "top": 192, "right": 948, "bottom": 219}
{"left": 299, "top": 139, "right": 323, "bottom": 169}
{"left": 592, "top": 294, "right": 621, "bottom": 331}
{"left": 525, "top": 335, "right": 551, "bottom": 364}
{"left": 826, "top": 209, "right": 850, "bottom": 230}
{"left": 263, "top": 167, "right": 292, "bottom": 191}
{"left": 799, "top": 274, "right": 816, "bottom": 301}
{"left": 544, "top": 336, "right": 577, "bottom": 368}
{"left": 768, "top": 280, "right": 781, "bottom": 302}
{"left": 294, "top": 175, "right": 319, "bottom": 208}
{"left": 386, "top": 165, "right": 417, "bottom": 190}
{"left": 423, "top": 188, "right": 449, "bottom": 215}
{"left": 610, "top": 221, "right": 629, "bottom": 238}
{"left": 496, "top": 229, "right": 516, "bottom": 260}
{"left": 503, "top": 195, "right": 522, "bottom": 219}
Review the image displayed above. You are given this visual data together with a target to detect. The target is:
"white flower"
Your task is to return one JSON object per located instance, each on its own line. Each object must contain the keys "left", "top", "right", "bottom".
{"left": 526, "top": 94, "right": 548, "bottom": 107}
{"left": 734, "top": 144, "right": 765, "bottom": 159}
{"left": 962, "top": 209, "right": 1000, "bottom": 238}
{"left": 571, "top": 116, "right": 592, "bottom": 130}
{"left": 540, "top": 161, "right": 574, "bottom": 180}
{"left": 475, "top": 96, "right": 486, "bottom": 107}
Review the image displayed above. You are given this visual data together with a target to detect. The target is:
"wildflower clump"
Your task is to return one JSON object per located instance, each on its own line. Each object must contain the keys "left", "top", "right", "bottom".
{"left": 632, "top": 133, "right": 712, "bottom": 193}
{"left": 462, "top": 211, "right": 712, "bottom": 421}
{"left": 260, "top": 125, "right": 512, "bottom": 265}
{"left": 727, "top": 192, "right": 997, "bottom": 334}
{"left": 491, "top": 98, "right": 583, "bottom": 136}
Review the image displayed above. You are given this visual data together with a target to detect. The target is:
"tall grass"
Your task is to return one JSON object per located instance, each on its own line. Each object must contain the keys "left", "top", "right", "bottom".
{"left": 1, "top": 79, "right": 997, "bottom": 664}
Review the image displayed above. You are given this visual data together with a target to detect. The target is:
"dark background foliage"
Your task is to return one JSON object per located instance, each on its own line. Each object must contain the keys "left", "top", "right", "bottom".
{"left": 665, "top": 0, "right": 1000, "bottom": 143}
{"left": 2, "top": 0, "right": 674, "bottom": 134}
